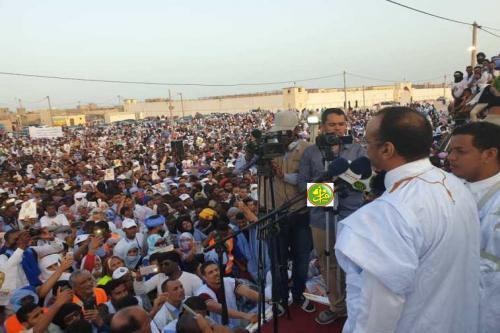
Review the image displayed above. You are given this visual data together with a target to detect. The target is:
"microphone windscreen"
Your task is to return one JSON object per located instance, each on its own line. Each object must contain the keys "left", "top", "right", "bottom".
{"left": 327, "top": 157, "right": 350, "bottom": 177}
{"left": 349, "top": 156, "right": 372, "bottom": 179}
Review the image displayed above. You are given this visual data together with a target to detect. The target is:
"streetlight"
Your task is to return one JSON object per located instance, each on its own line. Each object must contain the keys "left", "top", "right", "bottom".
{"left": 177, "top": 93, "right": 185, "bottom": 118}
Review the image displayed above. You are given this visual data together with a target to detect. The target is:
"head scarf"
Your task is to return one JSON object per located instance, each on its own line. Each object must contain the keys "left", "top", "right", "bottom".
{"left": 10, "top": 286, "right": 39, "bottom": 312}
{"left": 39, "top": 254, "right": 71, "bottom": 282}
{"left": 124, "top": 242, "right": 141, "bottom": 270}
{"left": 146, "top": 234, "right": 167, "bottom": 257}
{"left": 178, "top": 232, "right": 194, "bottom": 256}
{"left": 80, "top": 254, "right": 102, "bottom": 276}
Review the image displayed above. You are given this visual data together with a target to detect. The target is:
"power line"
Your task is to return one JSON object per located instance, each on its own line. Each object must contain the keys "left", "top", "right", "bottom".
{"left": 482, "top": 25, "right": 500, "bottom": 32}
{"left": 347, "top": 72, "right": 398, "bottom": 83}
{"left": 384, "top": 1, "right": 500, "bottom": 41}
{"left": 479, "top": 27, "right": 500, "bottom": 39}
{"left": 0, "top": 71, "right": 343, "bottom": 87}
{"left": 383, "top": 0, "right": 471, "bottom": 26}
{"left": 346, "top": 72, "right": 444, "bottom": 84}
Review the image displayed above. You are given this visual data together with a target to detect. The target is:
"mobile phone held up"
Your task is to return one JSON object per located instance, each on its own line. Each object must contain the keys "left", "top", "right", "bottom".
{"left": 139, "top": 265, "right": 159, "bottom": 276}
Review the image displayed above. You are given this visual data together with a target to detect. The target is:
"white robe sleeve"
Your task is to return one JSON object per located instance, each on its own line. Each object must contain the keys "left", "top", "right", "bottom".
{"left": 133, "top": 273, "right": 159, "bottom": 295}
{"left": 353, "top": 270, "right": 406, "bottom": 333}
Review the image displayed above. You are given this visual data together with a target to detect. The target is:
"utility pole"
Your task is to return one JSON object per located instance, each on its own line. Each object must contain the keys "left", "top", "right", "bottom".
{"left": 168, "top": 89, "right": 174, "bottom": 120}
{"left": 443, "top": 75, "right": 447, "bottom": 98}
{"left": 362, "top": 85, "right": 366, "bottom": 109}
{"left": 178, "top": 92, "right": 185, "bottom": 118}
{"left": 343, "top": 70, "right": 347, "bottom": 110}
{"left": 46, "top": 96, "right": 53, "bottom": 126}
{"left": 471, "top": 22, "right": 478, "bottom": 67}
{"left": 16, "top": 98, "right": 23, "bottom": 128}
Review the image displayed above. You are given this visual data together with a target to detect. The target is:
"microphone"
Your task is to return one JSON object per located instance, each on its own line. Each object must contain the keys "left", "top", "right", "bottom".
{"left": 325, "top": 157, "right": 350, "bottom": 178}
{"left": 323, "top": 156, "right": 373, "bottom": 192}
{"left": 338, "top": 156, "right": 373, "bottom": 192}
{"left": 349, "top": 156, "right": 372, "bottom": 180}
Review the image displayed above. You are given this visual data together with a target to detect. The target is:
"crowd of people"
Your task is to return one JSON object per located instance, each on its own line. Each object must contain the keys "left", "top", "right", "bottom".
{"left": 0, "top": 52, "right": 499, "bottom": 332}
{"left": 0, "top": 111, "right": 333, "bottom": 333}
{"left": 451, "top": 52, "right": 500, "bottom": 124}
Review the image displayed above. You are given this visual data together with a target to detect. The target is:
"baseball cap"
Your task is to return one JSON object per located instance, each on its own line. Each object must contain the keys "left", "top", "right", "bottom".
{"left": 74, "top": 192, "right": 87, "bottom": 200}
{"left": 122, "top": 218, "right": 137, "bottom": 229}
{"left": 145, "top": 215, "right": 166, "bottom": 229}
{"left": 269, "top": 110, "right": 299, "bottom": 132}
{"left": 179, "top": 194, "right": 191, "bottom": 201}
{"left": 112, "top": 267, "right": 130, "bottom": 280}
{"left": 199, "top": 208, "right": 217, "bottom": 220}
{"left": 75, "top": 234, "right": 90, "bottom": 245}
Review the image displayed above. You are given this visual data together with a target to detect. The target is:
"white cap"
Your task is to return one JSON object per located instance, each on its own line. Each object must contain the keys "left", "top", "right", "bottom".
{"left": 269, "top": 110, "right": 299, "bottom": 132}
{"left": 74, "top": 192, "right": 87, "bottom": 200}
{"left": 122, "top": 218, "right": 137, "bottom": 229}
{"left": 112, "top": 266, "right": 130, "bottom": 280}
{"left": 179, "top": 193, "right": 191, "bottom": 201}
{"left": 75, "top": 234, "right": 90, "bottom": 245}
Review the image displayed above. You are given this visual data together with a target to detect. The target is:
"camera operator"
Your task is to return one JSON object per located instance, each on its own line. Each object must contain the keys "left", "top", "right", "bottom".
{"left": 297, "top": 108, "right": 366, "bottom": 325}
{"left": 260, "top": 110, "right": 315, "bottom": 313}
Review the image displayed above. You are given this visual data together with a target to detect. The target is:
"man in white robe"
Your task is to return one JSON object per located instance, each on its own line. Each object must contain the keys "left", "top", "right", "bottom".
{"left": 449, "top": 122, "right": 500, "bottom": 333}
{"left": 335, "top": 107, "right": 480, "bottom": 333}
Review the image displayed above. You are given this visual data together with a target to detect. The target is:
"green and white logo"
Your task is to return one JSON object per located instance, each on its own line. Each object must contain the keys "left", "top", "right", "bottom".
{"left": 307, "top": 183, "right": 334, "bottom": 207}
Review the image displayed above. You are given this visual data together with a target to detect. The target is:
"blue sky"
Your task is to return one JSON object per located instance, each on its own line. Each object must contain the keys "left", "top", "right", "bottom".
{"left": 0, "top": 0, "right": 498, "bottom": 110}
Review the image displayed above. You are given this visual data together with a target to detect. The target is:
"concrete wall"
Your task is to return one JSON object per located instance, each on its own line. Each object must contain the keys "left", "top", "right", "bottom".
{"left": 23, "top": 84, "right": 453, "bottom": 126}
{"left": 52, "top": 114, "right": 86, "bottom": 126}
{"left": 0, "top": 119, "right": 13, "bottom": 132}
{"left": 412, "top": 87, "right": 452, "bottom": 101}
{"left": 123, "top": 84, "right": 449, "bottom": 117}
{"left": 105, "top": 112, "right": 137, "bottom": 123}
{"left": 125, "top": 93, "right": 283, "bottom": 118}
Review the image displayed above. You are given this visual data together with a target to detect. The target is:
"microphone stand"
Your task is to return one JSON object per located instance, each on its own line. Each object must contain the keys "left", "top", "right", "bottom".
{"left": 204, "top": 164, "right": 340, "bottom": 331}
{"left": 319, "top": 144, "right": 344, "bottom": 304}
{"left": 320, "top": 146, "right": 335, "bottom": 294}
{"left": 205, "top": 171, "right": 308, "bottom": 333}
{"left": 214, "top": 235, "right": 229, "bottom": 325}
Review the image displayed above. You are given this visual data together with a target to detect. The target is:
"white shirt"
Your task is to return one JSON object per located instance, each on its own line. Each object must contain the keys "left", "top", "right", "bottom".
{"left": 152, "top": 301, "right": 182, "bottom": 331}
{"left": 134, "top": 271, "right": 202, "bottom": 296}
{"left": 40, "top": 214, "right": 70, "bottom": 242}
{"left": 466, "top": 171, "right": 500, "bottom": 333}
{"left": 113, "top": 233, "right": 145, "bottom": 258}
{"left": 336, "top": 159, "right": 480, "bottom": 333}
{"left": 452, "top": 79, "right": 469, "bottom": 99}
{"left": 466, "top": 171, "right": 500, "bottom": 206}
{"left": 39, "top": 214, "right": 69, "bottom": 229}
